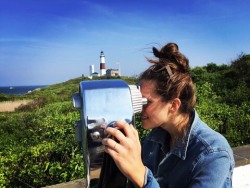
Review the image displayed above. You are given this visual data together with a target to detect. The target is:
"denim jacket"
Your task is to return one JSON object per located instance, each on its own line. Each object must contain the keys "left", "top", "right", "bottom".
{"left": 140, "top": 110, "right": 234, "bottom": 188}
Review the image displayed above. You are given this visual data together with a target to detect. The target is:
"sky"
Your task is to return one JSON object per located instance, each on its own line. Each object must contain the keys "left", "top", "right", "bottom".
{"left": 0, "top": 0, "right": 250, "bottom": 86}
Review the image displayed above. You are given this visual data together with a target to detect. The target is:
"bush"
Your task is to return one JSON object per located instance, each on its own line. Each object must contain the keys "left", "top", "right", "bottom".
{"left": 0, "top": 101, "right": 84, "bottom": 187}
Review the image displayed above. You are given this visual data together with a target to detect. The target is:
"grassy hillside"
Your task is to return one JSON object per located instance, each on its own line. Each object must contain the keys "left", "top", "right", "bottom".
{"left": 0, "top": 78, "right": 83, "bottom": 187}
{"left": 0, "top": 76, "right": 138, "bottom": 187}
{"left": 0, "top": 62, "right": 249, "bottom": 187}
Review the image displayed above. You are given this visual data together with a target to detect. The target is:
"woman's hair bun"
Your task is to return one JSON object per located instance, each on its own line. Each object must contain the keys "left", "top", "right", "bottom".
{"left": 160, "top": 43, "right": 179, "bottom": 55}
{"left": 152, "top": 43, "right": 189, "bottom": 73}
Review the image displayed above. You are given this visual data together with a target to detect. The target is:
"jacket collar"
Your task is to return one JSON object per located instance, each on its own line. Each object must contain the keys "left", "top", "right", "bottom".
{"left": 146, "top": 110, "right": 199, "bottom": 160}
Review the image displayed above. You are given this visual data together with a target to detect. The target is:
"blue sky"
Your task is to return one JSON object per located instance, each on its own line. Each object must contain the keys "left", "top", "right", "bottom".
{"left": 0, "top": 0, "right": 250, "bottom": 86}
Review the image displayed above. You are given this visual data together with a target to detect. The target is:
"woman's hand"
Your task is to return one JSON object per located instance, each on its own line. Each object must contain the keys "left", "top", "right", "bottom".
{"left": 102, "top": 121, "right": 146, "bottom": 188}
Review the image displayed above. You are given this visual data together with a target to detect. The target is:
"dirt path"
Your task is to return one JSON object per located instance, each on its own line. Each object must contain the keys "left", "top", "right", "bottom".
{"left": 0, "top": 100, "right": 32, "bottom": 112}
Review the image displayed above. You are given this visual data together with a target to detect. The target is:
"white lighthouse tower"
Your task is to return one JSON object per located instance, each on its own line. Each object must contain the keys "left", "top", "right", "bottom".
{"left": 100, "top": 51, "right": 106, "bottom": 76}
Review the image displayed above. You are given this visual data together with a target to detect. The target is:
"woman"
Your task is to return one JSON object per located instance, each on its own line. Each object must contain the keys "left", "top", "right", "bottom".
{"left": 102, "top": 43, "right": 235, "bottom": 187}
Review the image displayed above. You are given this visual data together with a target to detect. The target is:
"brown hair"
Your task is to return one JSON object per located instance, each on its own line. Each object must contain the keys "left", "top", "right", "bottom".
{"left": 139, "top": 43, "right": 196, "bottom": 114}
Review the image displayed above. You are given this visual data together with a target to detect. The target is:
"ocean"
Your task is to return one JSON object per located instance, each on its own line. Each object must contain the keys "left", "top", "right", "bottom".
{"left": 0, "top": 85, "right": 47, "bottom": 95}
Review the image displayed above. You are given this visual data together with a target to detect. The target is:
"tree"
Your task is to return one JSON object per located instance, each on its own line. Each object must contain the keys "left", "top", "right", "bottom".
{"left": 230, "top": 53, "right": 250, "bottom": 87}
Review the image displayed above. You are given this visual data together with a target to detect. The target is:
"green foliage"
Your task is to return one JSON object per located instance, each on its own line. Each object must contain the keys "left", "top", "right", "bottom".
{"left": 225, "top": 102, "right": 250, "bottom": 146}
{"left": 0, "top": 102, "right": 84, "bottom": 187}
{"left": 231, "top": 54, "right": 250, "bottom": 86}
{"left": 194, "top": 56, "right": 250, "bottom": 147}
{"left": 195, "top": 82, "right": 223, "bottom": 131}
{"left": 0, "top": 93, "right": 9, "bottom": 102}
{"left": 134, "top": 114, "right": 150, "bottom": 141}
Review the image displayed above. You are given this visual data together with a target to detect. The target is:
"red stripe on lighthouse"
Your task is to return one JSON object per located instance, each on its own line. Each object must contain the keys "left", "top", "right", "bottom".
{"left": 100, "top": 63, "right": 106, "bottom": 69}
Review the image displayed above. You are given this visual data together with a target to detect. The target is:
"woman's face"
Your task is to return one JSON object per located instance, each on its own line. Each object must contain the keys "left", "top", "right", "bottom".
{"left": 140, "top": 80, "right": 171, "bottom": 130}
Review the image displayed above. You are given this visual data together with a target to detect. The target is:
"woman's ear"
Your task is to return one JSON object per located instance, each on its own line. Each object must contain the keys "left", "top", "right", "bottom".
{"left": 169, "top": 98, "right": 181, "bottom": 113}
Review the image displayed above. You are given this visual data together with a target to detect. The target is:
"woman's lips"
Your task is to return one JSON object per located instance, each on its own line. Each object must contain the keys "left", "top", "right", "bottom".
{"left": 141, "top": 115, "right": 148, "bottom": 120}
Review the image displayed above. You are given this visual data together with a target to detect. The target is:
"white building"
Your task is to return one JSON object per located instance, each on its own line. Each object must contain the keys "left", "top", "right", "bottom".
{"left": 106, "top": 69, "right": 120, "bottom": 77}
{"left": 89, "top": 65, "right": 94, "bottom": 76}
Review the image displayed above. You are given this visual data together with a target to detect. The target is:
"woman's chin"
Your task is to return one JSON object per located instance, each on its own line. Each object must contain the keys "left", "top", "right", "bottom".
{"left": 142, "top": 121, "right": 151, "bottom": 130}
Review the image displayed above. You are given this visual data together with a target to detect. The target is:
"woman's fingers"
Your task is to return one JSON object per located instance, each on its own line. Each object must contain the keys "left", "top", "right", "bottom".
{"left": 102, "top": 137, "right": 119, "bottom": 151}
{"left": 112, "top": 121, "right": 136, "bottom": 138}
{"left": 102, "top": 137, "right": 126, "bottom": 159}
{"left": 105, "top": 121, "right": 139, "bottom": 147}
{"left": 105, "top": 126, "right": 126, "bottom": 143}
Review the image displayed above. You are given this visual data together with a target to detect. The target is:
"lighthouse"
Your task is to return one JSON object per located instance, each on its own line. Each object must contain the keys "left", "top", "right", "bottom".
{"left": 100, "top": 51, "right": 106, "bottom": 76}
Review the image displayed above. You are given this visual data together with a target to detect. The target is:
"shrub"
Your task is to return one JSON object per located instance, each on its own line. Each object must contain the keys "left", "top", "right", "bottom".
{"left": 0, "top": 101, "right": 84, "bottom": 187}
